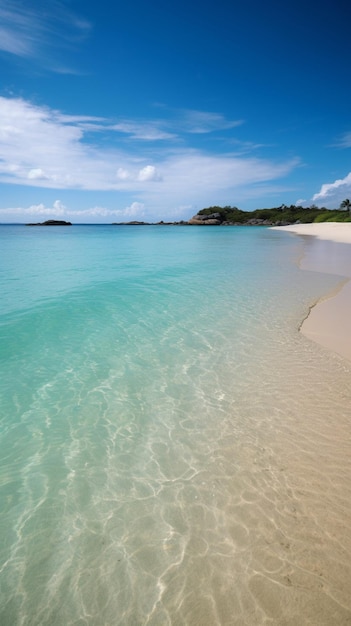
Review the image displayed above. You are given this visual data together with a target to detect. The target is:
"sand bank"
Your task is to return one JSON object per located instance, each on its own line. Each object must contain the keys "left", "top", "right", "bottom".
{"left": 271, "top": 221, "right": 351, "bottom": 243}
{"left": 272, "top": 223, "right": 351, "bottom": 361}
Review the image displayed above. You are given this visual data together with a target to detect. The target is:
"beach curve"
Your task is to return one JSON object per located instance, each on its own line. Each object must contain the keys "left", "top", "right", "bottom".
{"left": 271, "top": 223, "right": 351, "bottom": 362}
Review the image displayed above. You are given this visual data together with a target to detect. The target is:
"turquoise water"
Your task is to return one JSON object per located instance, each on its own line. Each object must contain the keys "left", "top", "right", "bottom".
{"left": 1, "top": 225, "right": 351, "bottom": 625}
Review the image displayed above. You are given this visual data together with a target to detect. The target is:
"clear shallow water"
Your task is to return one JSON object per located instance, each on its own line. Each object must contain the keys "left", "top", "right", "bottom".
{"left": 1, "top": 225, "right": 351, "bottom": 625}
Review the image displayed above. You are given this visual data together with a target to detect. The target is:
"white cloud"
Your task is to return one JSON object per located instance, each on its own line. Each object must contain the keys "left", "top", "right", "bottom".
{"left": 116, "top": 168, "right": 131, "bottom": 180}
{"left": 0, "top": 97, "right": 116, "bottom": 189}
{"left": 53, "top": 200, "right": 65, "bottom": 212}
{"left": 124, "top": 202, "right": 145, "bottom": 217}
{"left": 0, "top": 97, "right": 169, "bottom": 191}
{"left": 134, "top": 153, "right": 300, "bottom": 219}
{"left": 0, "top": 200, "right": 66, "bottom": 217}
{"left": 312, "top": 172, "right": 351, "bottom": 207}
{"left": 137, "top": 165, "right": 162, "bottom": 182}
{"left": 0, "top": 200, "right": 146, "bottom": 222}
{"left": 28, "top": 168, "right": 47, "bottom": 180}
{"left": 0, "top": 96, "right": 302, "bottom": 221}
{"left": 71, "top": 205, "right": 145, "bottom": 219}
{"left": 153, "top": 152, "right": 298, "bottom": 191}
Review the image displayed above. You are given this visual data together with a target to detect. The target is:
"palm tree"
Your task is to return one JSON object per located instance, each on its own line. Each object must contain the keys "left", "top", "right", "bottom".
{"left": 340, "top": 198, "right": 351, "bottom": 213}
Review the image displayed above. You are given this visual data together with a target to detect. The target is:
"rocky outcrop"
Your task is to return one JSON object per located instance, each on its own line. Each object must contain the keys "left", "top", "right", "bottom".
{"left": 188, "top": 212, "right": 222, "bottom": 225}
{"left": 26, "top": 220, "right": 72, "bottom": 226}
{"left": 188, "top": 214, "right": 301, "bottom": 226}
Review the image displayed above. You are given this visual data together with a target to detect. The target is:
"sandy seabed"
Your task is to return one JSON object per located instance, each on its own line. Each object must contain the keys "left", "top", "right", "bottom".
{"left": 272, "top": 223, "right": 351, "bottom": 362}
{"left": 2, "top": 224, "right": 351, "bottom": 625}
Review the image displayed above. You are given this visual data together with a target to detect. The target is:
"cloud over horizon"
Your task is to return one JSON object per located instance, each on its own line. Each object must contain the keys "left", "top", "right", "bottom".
{"left": 0, "top": 96, "right": 301, "bottom": 221}
{"left": 312, "top": 172, "right": 351, "bottom": 208}
{"left": 0, "top": 199, "right": 147, "bottom": 223}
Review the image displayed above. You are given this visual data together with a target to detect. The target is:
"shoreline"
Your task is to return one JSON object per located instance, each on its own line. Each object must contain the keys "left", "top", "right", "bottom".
{"left": 272, "top": 223, "right": 351, "bottom": 362}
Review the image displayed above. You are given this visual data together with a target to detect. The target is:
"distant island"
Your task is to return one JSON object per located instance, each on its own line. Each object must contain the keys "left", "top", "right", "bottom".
{"left": 187, "top": 202, "right": 351, "bottom": 225}
{"left": 113, "top": 202, "right": 351, "bottom": 226}
{"left": 26, "top": 220, "right": 72, "bottom": 226}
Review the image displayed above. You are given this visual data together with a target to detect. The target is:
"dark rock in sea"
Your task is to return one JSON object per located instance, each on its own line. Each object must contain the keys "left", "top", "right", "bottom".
{"left": 26, "top": 220, "right": 72, "bottom": 226}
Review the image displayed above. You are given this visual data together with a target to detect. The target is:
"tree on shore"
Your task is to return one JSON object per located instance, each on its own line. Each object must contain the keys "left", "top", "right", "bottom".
{"left": 340, "top": 198, "right": 351, "bottom": 213}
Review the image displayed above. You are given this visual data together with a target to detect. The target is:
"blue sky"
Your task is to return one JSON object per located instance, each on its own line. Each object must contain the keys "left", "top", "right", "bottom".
{"left": 0, "top": 0, "right": 350, "bottom": 223}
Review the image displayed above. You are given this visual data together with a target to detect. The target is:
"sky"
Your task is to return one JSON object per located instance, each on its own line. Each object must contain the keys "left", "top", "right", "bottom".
{"left": 0, "top": 0, "right": 351, "bottom": 223}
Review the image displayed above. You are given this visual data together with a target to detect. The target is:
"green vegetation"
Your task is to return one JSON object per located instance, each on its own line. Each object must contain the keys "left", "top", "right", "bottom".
{"left": 196, "top": 201, "right": 351, "bottom": 225}
{"left": 340, "top": 198, "right": 351, "bottom": 215}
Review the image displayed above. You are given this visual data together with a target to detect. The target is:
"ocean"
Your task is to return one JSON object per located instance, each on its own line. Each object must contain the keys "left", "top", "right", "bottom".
{"left": 1, "top": 224, "right": 351, "bottom": 625}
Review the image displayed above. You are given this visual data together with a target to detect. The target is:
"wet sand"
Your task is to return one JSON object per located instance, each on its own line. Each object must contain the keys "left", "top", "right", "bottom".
{"left": 272, "top": 223, "right": 351, "bottom": 362}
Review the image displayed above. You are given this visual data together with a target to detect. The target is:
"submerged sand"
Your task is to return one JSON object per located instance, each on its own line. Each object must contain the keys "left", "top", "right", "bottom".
{"left": 272, "top": 223, "right": 351, "bottom": 362}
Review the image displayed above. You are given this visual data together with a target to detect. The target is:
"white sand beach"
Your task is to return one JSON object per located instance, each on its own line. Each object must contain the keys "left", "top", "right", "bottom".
{"left": 272, "top": 223, "right": 351, "bottom": 361}
{"left": 272, "top": 222, "right": 351, "bottom": 244}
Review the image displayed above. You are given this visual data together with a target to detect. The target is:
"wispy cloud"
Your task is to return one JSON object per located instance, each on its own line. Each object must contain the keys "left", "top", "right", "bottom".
{"left": 0, "top": 0, "right": 91, "bottom": 70}
{"left": 0, "top": 96, "right": 300, "bottom": 219}
{"left": 112, "top": 122, "right": 176, "bottom": 141}
{"left": 177, "top": 109, "right": 243, "bottom": 134}
{"left": 111, "top": 109, "right": 243, "bottom": 142}
{"left": 336, "top": 132, "right": 351, "bottom": 148}
{"left": 0, "top": 2, "right": 38, "bottom": 57}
